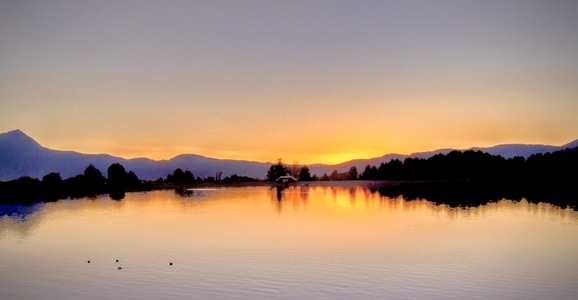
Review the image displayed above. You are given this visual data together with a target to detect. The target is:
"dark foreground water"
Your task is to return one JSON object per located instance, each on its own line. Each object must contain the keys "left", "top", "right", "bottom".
{"left": 1, "top": 183, "right": 577, "bottom": 299}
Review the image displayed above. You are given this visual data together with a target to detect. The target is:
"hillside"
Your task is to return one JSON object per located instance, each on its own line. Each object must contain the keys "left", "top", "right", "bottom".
{"left": 1, "top": 129, "right": 577, "bottom": 181}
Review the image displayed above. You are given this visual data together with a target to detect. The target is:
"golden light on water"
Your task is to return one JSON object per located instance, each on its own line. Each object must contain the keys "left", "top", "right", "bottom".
{"left": 2, "top": 184, "right": 578, "bottom": 299}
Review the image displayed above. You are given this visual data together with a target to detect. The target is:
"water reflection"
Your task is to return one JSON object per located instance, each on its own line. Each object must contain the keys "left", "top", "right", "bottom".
{"left": 267, "top": 183, "right": 578, "bottom": 226}
{"left": 0, "top": 203, "right": 45, "bottom": 221}
{"left": 109, "top": 190, "right": 125, "bottom": 200}
{"left": 0, "top": 203, "right": 46, "bottom": 238}
{"left": 175, "top": 186, "right": 193, "bottom": 197}
{"left": 1, "top": 186, "right": 578, "bottom": 300}
{"left": 2, "top": 183, "right": 577, "bottom": 226}
{"left": 377, "top": 181, "right": 578, "bottom": 210}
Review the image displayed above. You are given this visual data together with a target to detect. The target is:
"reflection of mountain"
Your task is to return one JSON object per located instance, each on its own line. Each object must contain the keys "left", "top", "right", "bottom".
{"left": 0, "top": 202, "right": 45, "bottom": 220}
{"left": 1, "top": 129, "right": 578, "bottom": 181}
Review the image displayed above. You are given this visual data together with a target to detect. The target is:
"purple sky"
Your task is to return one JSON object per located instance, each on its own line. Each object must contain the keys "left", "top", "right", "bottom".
{"left": 1, "top": 0, "right": 577, "bottom": 163}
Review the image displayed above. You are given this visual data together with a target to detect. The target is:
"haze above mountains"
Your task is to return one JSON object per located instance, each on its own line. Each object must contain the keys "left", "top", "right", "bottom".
{"left": 1, "top": 129, "right": 577, "bottom": 182}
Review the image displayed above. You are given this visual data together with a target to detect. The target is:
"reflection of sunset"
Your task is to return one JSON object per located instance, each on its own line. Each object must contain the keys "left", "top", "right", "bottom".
{"left": 2, "top": 187, "right": 578, "bottom": 299}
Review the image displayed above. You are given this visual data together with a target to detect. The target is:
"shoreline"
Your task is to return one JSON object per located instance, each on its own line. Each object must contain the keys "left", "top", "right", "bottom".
{"left": 1, "top": 179, "right": 576, "bottom": 211}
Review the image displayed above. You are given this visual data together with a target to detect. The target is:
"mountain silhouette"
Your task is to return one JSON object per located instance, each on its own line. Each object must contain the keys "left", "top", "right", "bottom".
{"left": 1, "top": 129, "right": 577, "bottom": 181}
{"left": 0, "top": 130, "right": 269, "bottom": 181}
{"left": 306, "top": 144, "right": 578, "bottom": 176}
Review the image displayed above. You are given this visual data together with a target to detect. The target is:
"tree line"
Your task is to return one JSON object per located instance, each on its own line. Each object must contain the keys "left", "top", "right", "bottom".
{"left": 266, "top": 159, "right": 313, "bottom": 181}
{"left": 267, "top": 147, "right": 578, "bottom": 184}
{"left": 366, "top": 147, "right": 578, "bottom": 210}
{"left": 356, "top": 147, "right": 578, "bottom": 183}
{"left": 301, "top": 147, "right": 575, "bottom": 184}
{"left": 0, "top": 163, "right": 260, "bottom": 204}
{"left": 155, "top": 168, "right": 257, "bottom": 185}
{"left": 0, "top": 163, "right": 146, "bottom": 203}
{"left": 2, "top": 147, "right": 576, "bottom": 204}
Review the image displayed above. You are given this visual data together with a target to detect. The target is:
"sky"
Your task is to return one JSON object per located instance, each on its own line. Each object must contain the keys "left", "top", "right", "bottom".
{"left": 1, "top": 0, "right": 578, "bottom": 164}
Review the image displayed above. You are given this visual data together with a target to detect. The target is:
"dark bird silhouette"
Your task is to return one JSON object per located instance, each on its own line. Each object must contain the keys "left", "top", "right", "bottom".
{"left": 116, "top": 259, "right": 119, "bottom": 263}
{"left": 169, "top": 262, "right": 173, "bottom": 266}
{"left": 118, "top": 266, "right": 122, "bottom": 270}
{"left": 87, "top": 260, "right": 90, "bottom": 263}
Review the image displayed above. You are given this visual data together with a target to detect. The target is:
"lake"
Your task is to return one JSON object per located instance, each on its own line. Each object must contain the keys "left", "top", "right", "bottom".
{"left": 1, "top": 182, "right": 577, "bottom": 299}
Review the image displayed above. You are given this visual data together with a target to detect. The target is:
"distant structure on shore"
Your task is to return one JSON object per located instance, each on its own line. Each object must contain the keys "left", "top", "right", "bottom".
{"left": 276, "top": 175, "right": 297, "bottom": 184}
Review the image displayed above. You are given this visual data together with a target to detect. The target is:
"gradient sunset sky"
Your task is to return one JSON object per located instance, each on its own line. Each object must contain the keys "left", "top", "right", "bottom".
{"left": 1, "top": 1, "right": 577, "bottom": 164}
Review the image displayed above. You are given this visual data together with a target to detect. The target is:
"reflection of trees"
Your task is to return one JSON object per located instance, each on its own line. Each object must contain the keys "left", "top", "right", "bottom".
{"left": 300, "top": 185, "right": 309, "bottom": 202}
{"left": 331, "top": 187, "right": 338, "bottom": 201}
{"left": 109, "top": 190, "right": 126, "bottom": 200}
{"left": 273, "top": 185, "right": 380, "bottom": 212}
{"left": 0, "top": 194, "right": 113, "bottom": 238}
{"left": 269, "top": 183, "right": 578, "bottom": 219}
{"left": 269, "top": 184, "right": 578, "bottom": 228}
{"left": 175, "top": 187, "right": 193, "bottom": 197}
{"left": 349, "top": 187, "right": 356, "bottom": 204}
{"left": 270, "top": 185, "right": 311, "bottom": 213}
{"left": 377, "top": 181, "right": 578, "bottom": 210}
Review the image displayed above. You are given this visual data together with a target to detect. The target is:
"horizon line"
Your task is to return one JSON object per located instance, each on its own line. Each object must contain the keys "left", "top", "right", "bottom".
{"left": 2, "top": 128, "right": 577, "bottom": 166}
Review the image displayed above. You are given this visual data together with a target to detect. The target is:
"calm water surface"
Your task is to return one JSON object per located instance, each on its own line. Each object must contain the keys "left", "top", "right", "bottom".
{"left": 1, "top": 183, "right": 577, "bottom": 299}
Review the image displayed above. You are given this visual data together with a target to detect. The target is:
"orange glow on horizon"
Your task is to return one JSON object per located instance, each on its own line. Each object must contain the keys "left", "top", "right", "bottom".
{"left": 27, "top": 122, "right": 578, "bottom": 166}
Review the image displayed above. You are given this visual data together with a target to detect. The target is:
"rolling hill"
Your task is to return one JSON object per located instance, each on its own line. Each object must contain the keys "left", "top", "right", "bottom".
{"left": 0, "top": 130, "right": 269, "bottom": 181}
{"left": 1, "top": 129, "right": 577, "bottom": 181}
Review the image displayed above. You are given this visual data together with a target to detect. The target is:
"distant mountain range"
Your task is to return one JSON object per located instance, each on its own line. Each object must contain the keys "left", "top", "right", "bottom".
{"left": 1, "top": 129, "right": 577, "bottom": 181}
{"left": 309, "top": 140, "right": 578, "bottom": 176}
{"left": 0, "top": 130, "right": 270, "bottom": 181}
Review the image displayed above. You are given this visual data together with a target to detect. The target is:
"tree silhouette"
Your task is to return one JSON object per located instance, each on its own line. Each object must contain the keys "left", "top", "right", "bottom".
{"left": 83, "top": 164, "right": 105, "bottom": 195}
{"left": 183, "top": 170, "right": 194, "bottom": 184}
{"left": 347, "top": 166, "right": 358, "bottom": 180}
{"left": 107, "top": 163, "right": 127, "bottom": 191}
{"left": 266, "top": 159, "right": 289, "bottom": 181}
{"left": 299, "top": 166, "right": 312, "bottom": 181}
{"left": 174, "top": 168, "right": 185, "bottom": 182}
{"left": 42, "top": 172, "right": 65, "bottom": 200}
{"left": 360, "top": 165, "right": 378, "bottom": 180}
{"left": 0, "top": 176, "right": 41, "bottom": 202}
{"left": 329, "top": 170, "right": 339, "bottom": 180}
{"left": 289, "top": 162, "right": 301, "bottom": 178}
{"left": 127, "top": 171, "right": 140, "bottom": 187}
